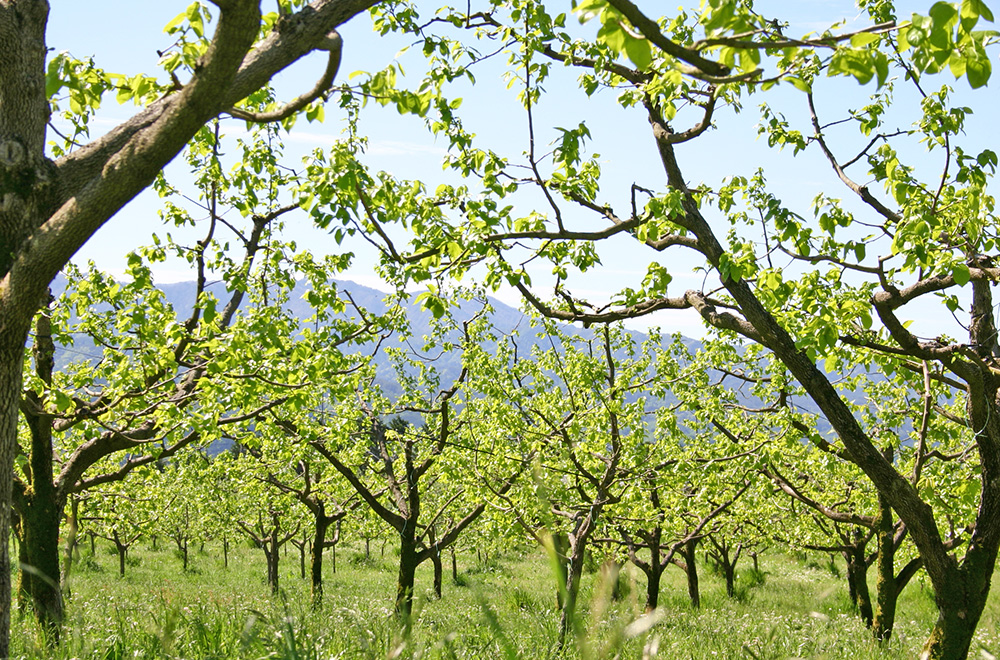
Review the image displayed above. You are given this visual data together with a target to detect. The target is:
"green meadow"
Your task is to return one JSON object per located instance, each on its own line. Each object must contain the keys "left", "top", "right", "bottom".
{"left": 11, "top": 540, "right": 1000, "bottom": 659}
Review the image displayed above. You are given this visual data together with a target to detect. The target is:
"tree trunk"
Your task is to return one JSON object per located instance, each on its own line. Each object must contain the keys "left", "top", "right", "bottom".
{"left": 14, "top": 513, "right": 29, "bottom": 612}
{"left": 431, "top": 548, "right": 443, "bottom": 599}
{"left": 223, "top": 536, "right": 229, "bottom": 569}
{"left": 558, "top": 540, "right": 586, "bottom": 647}
{"left": 16, "top": 309, "right": 63, "bottom": 639}
{"left": 396, "top": 537, "right": 419, "bottom": 626}
{"left": 61, "top": 496, "right": 80, "bottom": 590}
{"left": 15, "top": 483, "right": 63, "bottom": 636}
{"left": 265, "top": 541, "right": 280, "bottom": 596}
{"left": 114, "top": 537, "right": 126, "bottom": 578}
{"left": 872, "top": 492, "right": 897, "bottom": 640}
{"left": 450, "top": 546, "right": 457, "bottom": 583}
{"left": 643, "top": 563, "right": 664, "bottom": 612}
{"left": 330, "top": 520, "right": 340, "bottom": 575}
{"left": 723, "top": 559, "right": 736, "bottom": 598}
{"left": 552, "top": 532, "right": 570, "bottom": 609}
{"left": 918, "top": 554, "right": 994, "bottom": 660}
{"left": 0, "top": 339, "right": 27, "bottom": 656}
{"left": 844, "top": 545, "right": 874, "bottom": 628}
{"left": 310, "top": 518, "right": 329, "bottom": 607}
{"left": 683, "top": 538, "right": 701, "bottom": 609}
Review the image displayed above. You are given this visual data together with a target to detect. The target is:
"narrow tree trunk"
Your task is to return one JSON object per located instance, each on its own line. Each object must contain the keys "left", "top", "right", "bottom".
{"left": 14, "top": 514, "right": 29, "bottom": 612}
{"left": 266, "top": 538, "right": 280, "bottom": 596}
{"left": 552, "top": 532, "right": 570, "bottom": 609}
{"left": 62, "top": 496, "right": 80, "bottom": 589}
{"left": 223, "top": 536, "right": 229, "bottom": 569}
{"left": 872, "top": 492, "right": 897, "bottom": 640}
{"left": 17, "top": 310, "right": 64, "bottom": 639}
{"left": 296, "top": 539, "right": 306, "bottom": 580}
{"left": 558, "top": 542, "right": 586, "bottom": 647}
{"left": 115, "top": 540, "right": 126, "bottom": 578}
{"left": 0, "top": 340, "right": 28, "bottom": 657}
{"left": 310, "top": 518, "right": 329, "bottom": 607}
{"left": 17, "top": 489, "right": 63, "bottom": 636}
{"left": 396, "top": 538, "right": 419, "bottom": 626}
{"left": 844, "top": 545, "right": 874, "bottom": 627}
{"left": 330, "top": 520, "right": 340, "bottom": 575}
{"left": 643, "top": 563, "right": 664, "bottom": 612}
{"left": 724, "top": 562, "right": 736, "bottom": 597}
{"left": 450, "top": 546, "right": 458, "bottom": 583}
{"left": 682, "top": 539, "right": 701, "bottom": 609}
{"left": 431, "top": 549, "right": 443, "bottom": 599}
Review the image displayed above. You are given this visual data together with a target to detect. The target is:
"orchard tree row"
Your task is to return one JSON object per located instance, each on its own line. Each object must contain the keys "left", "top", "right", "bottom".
{"left": 15, "top": 251, "right": 977, "bottom": 651}
{"left": 1, "top": 1, "right": 997, "bottom": 658}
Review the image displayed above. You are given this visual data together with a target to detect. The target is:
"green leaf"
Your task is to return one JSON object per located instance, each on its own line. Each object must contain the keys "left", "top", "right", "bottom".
{"left": 966, "top": 52, "right": 992, "bottom": 87}
{"left": 624, "top": 36, "right": 652, "bottom": 69}
{"left": 53, "top": 390, "right": 74, "bottom": 413}
{"left": 163, "top": 9, "right": 188, "bottom": 33}
{"left": 786, "top": 75, "right": 812, "bottom": 93}
{"left": 953, "top": 262, "right": 971, "bottom": 286}
{"left": 829, "top": 48, "right": 875, "bottom": 85}
{"left": 850, "top": 32, "right": 881, "bottom": 47}
{"left": 597, "top": 20, "right": 627, "bottom": 53}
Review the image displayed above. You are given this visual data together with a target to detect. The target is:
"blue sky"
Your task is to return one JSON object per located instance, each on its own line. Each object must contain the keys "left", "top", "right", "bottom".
{"left": 46, "top": 1, "right": 999, "bottom": 338}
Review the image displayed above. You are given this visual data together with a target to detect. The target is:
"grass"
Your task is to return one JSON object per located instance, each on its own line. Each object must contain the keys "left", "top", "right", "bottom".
{"left": 9, "top": 539, "right": 1000, "bottom": 659}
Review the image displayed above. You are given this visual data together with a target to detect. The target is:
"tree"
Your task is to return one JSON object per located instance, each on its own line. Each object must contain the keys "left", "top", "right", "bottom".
{"left": 275, "top": 301, "right": 522, "bottom": 624}
{"left": 0, "top": 0, "right": 385, "bottom": 651}
{"left": 229, "top": 455, "right": 304, "bottom": 596}
{"left": 235, "top": 439, "right": 361, "bottom": 605}
{"left": 470, "top": 319, "right": 662, "bottom": 644}
{"left": 315, "top": 2, "right": 998, "bottom": 656}
{"left": 82, "top": 471, "right": 161, "bottom": 578}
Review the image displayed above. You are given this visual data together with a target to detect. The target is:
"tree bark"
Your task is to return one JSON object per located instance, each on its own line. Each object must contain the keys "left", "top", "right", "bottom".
{"left": 645, "top": 121, "right": 1000, "bottom": 660}
{"left": 682, "top": 538, "right": 701, "bottom": 609}
{"left": 113, "top": 533, "right": 127, "bottom": 578}
{"left": 0, "top": 346, "right": 29, "bottom": 652}
{"left": 396, "top": 535, "right": 419, "bottom": 625}
{"left": 643, "top": 563, "right": 664, "bottom": 612}
{"left": 558, "top": 542, "right": 586, "bottom": 647}
{"left": 872, "top": 491, "right": 897, "bottom": 639}
{"left": 310, "top": 517, "right": 329, "bottom": 606}
{"left": 431, "top": 548, "right": 443, "bottom": 599}
{"left": 15, "top": 309, "right": 63, "bottom": 636}
{"left": 0, "top": 0, "right": 384, "bottom": 651}
{"left": 844, "top": 544, "right": 874, "bottom": 628}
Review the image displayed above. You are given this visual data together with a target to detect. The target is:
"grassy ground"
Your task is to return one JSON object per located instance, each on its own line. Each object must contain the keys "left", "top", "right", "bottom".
{"left": 9, "top": 539, "right": 1000, "bottom": 659}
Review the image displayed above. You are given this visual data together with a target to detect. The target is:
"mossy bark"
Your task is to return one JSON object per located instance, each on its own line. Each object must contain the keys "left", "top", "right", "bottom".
{"left": 872, "top": 492, "right": 897, "bottom": 640}
{"left": 15, "top": 310, "right": 63, "bottom": 638}
{"left": 844, "top": 543, "right": 873, "bottom": 627}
